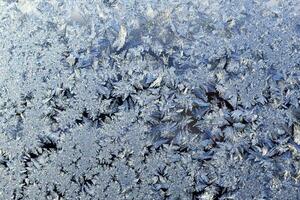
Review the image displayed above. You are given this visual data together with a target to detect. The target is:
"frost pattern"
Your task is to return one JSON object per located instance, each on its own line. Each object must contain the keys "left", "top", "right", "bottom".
{"left": 0, "top": 0, "right": 300, "bottom": 199}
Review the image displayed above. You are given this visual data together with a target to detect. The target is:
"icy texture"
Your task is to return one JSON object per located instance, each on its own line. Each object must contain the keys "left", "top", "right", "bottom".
{"left": 0, "top": 0, "right": 300, "bottom": 199}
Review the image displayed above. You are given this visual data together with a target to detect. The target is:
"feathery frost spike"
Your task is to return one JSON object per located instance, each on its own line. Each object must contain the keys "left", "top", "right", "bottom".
{"left": 113, "top": 25, "right": 127, "bottom": 51}
{"left": 150, "top": 75, "right": 163, "bottom": 88}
